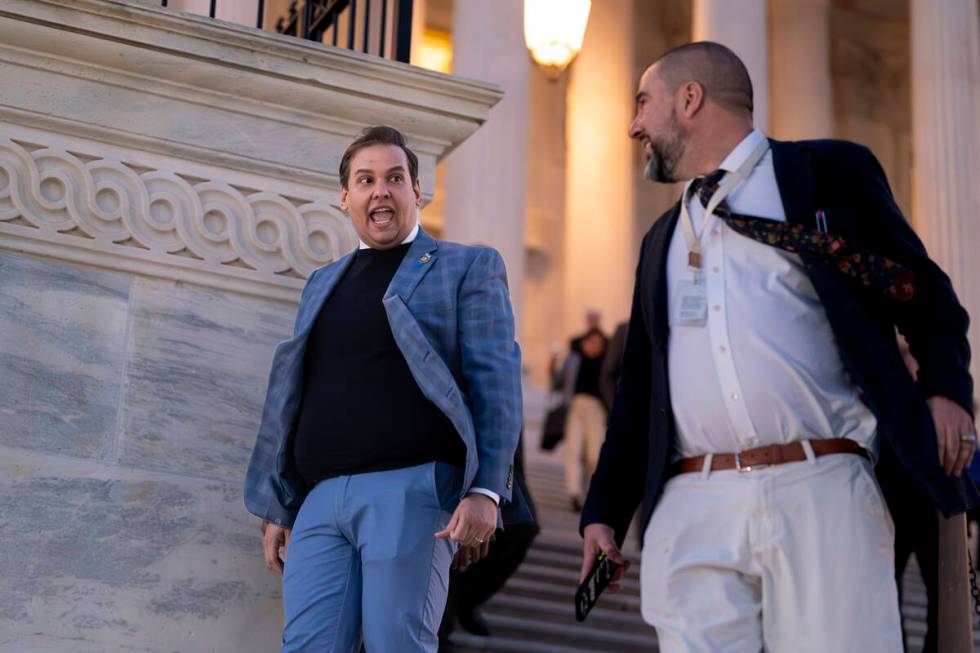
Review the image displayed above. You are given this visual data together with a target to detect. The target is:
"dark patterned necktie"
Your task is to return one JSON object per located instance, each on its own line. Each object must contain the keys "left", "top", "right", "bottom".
{"left": 689, "top": 170, "right": 916, "bottom": 302}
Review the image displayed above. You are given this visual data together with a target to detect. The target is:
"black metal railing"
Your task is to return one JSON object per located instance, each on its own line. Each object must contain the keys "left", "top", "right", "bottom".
{"left": 159, "top": 0, "right": 413, "bottom": 63}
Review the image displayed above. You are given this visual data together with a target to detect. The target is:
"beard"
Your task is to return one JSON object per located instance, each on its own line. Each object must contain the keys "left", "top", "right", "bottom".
{"left": 642, "top": 112, "right": 686, "bottom": 183}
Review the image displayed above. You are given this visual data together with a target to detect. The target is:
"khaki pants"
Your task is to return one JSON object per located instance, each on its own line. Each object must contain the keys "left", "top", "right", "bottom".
{"left": 563, "top": 394, "right": 606, "bottom": 502}
{"left": 641, "top": 452, "right": 902, "bottom": 653}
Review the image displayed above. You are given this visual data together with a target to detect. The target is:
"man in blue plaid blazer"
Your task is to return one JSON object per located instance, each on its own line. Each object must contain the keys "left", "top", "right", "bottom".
{"left": 244, "top": 126, "right": 525, "bottom": 652}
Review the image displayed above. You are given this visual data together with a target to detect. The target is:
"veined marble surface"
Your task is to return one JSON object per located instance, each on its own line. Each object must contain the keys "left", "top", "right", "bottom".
{"left": 0, "top": 250, "right": 130, "bottom": 459}
{"left": 117, "top": 276, "right": 294, "bottom": 481}
{"left": 0, "top": 252, "right": 295, "bottom": 651}
{"left": 0, "top": 445, "right": 282, "bottom": 653}
{"left": 0, "top": 251, "right": 296, "bottom": 479}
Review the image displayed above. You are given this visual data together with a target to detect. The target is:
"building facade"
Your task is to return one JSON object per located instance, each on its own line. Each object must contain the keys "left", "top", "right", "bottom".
{"left": 0, "top": 0, "right": 977, "bottom": 650}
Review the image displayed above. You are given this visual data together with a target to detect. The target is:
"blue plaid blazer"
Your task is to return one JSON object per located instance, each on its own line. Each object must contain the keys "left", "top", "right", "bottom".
{"left": 244, "top": 229, "right": 525, "bottom": 528}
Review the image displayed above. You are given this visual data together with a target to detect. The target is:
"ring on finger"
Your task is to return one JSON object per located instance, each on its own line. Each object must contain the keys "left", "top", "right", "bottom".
{"left": 960, "top": 433, "right": 978, "bottom": 444}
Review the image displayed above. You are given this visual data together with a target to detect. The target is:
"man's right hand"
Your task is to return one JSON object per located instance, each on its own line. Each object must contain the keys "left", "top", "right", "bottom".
{"left": 262, "top": 520, "right": 291, "bottom": 575}
{"left": 581, "top": 523, "right": 630, "bottom": 592}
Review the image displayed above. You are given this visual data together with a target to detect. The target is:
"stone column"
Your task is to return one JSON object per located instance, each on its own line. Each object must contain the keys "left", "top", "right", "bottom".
{"left": 910, "top": 0, "right": 980, "bottom": 387}
{"left": 769, "top": 0, "right": 833, "bottom": 139}
{"left": 442, "top": 0, "right": 529, "bottom": 335}
{"left": 563, "top": 0, "right": 634, "bottom": 337}
{"left": 692, "top": 0, "right": 769, "bottom": 131}
{"left": 410, "top": 0, "right": 428, "bottom": 65}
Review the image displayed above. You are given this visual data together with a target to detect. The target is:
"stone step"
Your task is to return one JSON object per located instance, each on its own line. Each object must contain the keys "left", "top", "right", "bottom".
{"left": 509, "top": 560, "right": 642, "bottom": 596}
{"left": 529, "top": 531, "right": 641, "bottom": 557}
{"left": 449, "top": 632, "right": 626, "bottom": 653}
{"left": 522, "top": 547, "right": 642, "bottom": 581}
{"left": 499, "top": 576, "right": 642, "bottom": 612}
{"left": 467, "top": 613, "right": 659, "bottom": 652}
{"left": 481, "top": 593, "right": 647, "bottom": 633}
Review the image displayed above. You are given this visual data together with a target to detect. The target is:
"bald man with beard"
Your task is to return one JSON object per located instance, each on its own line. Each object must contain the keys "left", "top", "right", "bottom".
{"left": 579, "top": 42, "right": 977, "bottom": 652}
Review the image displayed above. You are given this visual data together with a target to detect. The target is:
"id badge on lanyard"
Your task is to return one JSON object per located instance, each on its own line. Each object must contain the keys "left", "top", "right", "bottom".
{"left": 672, "top": 138, "right": 769, "bottom": 327}
{"left": 671, "top": 277, "right": 708, "bottom": 326}
{"left": 671, "top": 196, "right": 711, "bottom": 327}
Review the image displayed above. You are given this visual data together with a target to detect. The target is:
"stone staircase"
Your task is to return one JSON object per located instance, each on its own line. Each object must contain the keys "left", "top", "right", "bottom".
{"left": 448, "top": 457, "right": 653, "bottom": 653}
{"left": 448, "top": 455, "right": 980, "bottom": 653}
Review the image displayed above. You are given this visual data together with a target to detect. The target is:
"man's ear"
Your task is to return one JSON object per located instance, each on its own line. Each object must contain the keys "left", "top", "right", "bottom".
{"left": 339, "top": 186, "right": 350, "bottom": 212}
{"left": 679, "top": 81, "right": 705, "bottom": 119}
{"left": 413, "top": 178, "right": 422, "bottom": 207}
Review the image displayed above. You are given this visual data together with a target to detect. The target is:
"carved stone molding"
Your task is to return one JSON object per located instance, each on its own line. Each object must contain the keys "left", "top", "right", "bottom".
{"left": 0, "top": 0, "right": 502, "bottom": 200}
{"left": 0, "top": 0, "right": 503, "bottom": 301}
{"left": 0, "top": 128, "right": 356, "bottom": 301}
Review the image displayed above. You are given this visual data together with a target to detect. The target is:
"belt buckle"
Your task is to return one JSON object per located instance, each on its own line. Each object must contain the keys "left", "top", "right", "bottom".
{"left": 734, "top": 451, "right": 767, "bottom": 473}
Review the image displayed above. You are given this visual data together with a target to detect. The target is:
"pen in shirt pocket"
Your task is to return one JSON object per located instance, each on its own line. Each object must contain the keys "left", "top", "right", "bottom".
{"left": 815, "top": 209, "right": 829, "bottom": 234}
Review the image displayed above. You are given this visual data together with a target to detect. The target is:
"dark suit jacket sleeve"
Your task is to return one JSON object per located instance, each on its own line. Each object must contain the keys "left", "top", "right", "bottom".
{"left": 457, "top": 248, "right": 522, "bottom": 501}
{"left": 850, "top": 146, "right": 973, "bottom": 414}
{"left": 599, "top": 323, "right": 628, "bottom": 412}
{"left": 581, "top": 239, "right": 653, "bottom": 545}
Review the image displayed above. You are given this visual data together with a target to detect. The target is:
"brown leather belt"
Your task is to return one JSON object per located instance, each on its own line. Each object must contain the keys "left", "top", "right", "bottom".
{"left": 672, "top": 438, "right": 868, "bottom": 475}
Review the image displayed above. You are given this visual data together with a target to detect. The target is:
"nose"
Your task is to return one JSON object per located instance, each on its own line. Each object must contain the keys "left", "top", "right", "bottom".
{"left": 628, "top": 116, "right": 642, "bottom": 140}
{"left": 372, "top": 181, "right": 391, "bottom": 199}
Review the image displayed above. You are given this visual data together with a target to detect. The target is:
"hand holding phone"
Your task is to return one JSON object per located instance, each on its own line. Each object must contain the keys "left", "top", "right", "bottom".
{"left": 576, "top": 523, "right": 630, "bottom": 622}
{"left": 575, "top": 552, "right": 619, "bottom": 621}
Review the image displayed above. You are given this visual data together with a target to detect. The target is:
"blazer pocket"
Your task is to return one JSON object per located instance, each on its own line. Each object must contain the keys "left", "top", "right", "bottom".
{"left": 431, "top": 461, "right": 464, "bottom": 512}
{"left": 409, "top": 300, "right": 453, "bottom": 318}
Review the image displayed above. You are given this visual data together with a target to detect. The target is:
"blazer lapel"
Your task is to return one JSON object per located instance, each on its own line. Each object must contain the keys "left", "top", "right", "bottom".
{"left": 649, "top": 204, "right": 681, "bottom": 351}
{"left": 770, "top": 139, "right": 814, "bottom": 228}
{"left": 384, "top": 228, "right": 440, "bottom": 303}
{"left": 294, "top": 251, "right": 355, "bottom": 337}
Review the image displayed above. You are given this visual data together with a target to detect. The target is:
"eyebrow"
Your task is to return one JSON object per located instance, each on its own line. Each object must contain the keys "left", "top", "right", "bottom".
{"left": 354, "top": 165, "right": 407, "bottom": 175}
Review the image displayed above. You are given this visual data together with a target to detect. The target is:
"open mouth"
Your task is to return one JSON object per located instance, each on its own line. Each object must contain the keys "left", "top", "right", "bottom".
{"left": 369, "top": 206, "right": 395, "bottom": 227}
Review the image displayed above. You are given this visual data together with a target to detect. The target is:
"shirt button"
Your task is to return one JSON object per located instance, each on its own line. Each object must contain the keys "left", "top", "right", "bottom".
{"left": 719, "top": 345, "right": 727, "bottom": 353}
{"left": 712, "top": 266, "right": 720, "bottom": 273}
{"left": 730, "top": 392, "right": 739, "bottom": 400}
{"left": 713, "top": 305, "right": 721, "bottom": 312}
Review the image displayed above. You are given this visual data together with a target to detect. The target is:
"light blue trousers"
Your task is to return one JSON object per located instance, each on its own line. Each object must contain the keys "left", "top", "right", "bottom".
{"left": 281, "top": 462, "right": 461, "bottom": 653}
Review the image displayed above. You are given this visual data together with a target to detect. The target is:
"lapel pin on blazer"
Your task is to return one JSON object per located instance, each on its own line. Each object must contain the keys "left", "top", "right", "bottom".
{"left": 416, "top": 252, "right": 433, "bottom": 266}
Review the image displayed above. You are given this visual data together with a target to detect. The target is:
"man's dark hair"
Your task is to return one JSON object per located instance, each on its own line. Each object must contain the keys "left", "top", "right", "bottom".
{"left": 654, "top": 41, "right": 754, "bottom": 116}
{"left": 339, "top": 125, "right": 419, "bottom": 189}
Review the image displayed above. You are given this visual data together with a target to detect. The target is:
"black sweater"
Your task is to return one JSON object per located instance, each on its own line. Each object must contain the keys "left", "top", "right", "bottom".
{"left": 292, "top": 243, "right": 465, "bottom": 485}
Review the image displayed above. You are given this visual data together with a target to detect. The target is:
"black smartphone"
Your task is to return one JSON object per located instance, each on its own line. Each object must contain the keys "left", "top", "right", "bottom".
{"left": 574, "top": 551, "right": 618, "bottom": 622}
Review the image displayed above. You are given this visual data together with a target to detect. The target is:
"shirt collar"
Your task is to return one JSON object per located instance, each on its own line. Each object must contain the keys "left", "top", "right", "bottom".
{"left": 358, "top": 221, "right": 419, "bottom": 250}
{"left": 717, "top": 129, "right": 767, "bottom": 172}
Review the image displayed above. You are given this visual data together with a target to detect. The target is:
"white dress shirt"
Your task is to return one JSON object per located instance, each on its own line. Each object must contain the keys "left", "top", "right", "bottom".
{"left": 358, "top": 220, "right": 500, "bottom": 506}
{"left": 666, "top": 129, "right": 877, "bottom": 459}
{"left": 358, "top": 221, "right": 419, "bottom": 249}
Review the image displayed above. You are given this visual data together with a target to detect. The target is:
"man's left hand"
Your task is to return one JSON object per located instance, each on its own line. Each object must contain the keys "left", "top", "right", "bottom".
{"left": 452, "top": 540, "right": 492, "bottom": 569}
{"left": 928, "top": 396, "right": 977, "bottom": 476}
{"left": 435, "top": 494, "right": 497, "bottom": 550}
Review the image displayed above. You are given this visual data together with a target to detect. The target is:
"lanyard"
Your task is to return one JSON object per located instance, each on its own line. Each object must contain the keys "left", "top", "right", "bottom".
{"left": 680, "top": 139, "right": 770, "bottom": 278}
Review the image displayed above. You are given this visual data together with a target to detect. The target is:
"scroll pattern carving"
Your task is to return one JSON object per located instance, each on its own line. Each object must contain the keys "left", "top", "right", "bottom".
{"left": 0, "top": 138, "right": 356, "bottom": 281}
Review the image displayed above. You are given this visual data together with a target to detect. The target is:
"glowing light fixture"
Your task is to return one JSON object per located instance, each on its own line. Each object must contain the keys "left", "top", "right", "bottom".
{"left": 524, "top": 0, "right": 591, "bottom": 77}
{"left": 417, "top": 28, "right": 453, "bottom": 74}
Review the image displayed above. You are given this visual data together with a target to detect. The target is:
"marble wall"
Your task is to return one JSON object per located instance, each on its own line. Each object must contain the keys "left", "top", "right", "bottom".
{"left": 0, "top": 250, "right": 294, "bottom": 652}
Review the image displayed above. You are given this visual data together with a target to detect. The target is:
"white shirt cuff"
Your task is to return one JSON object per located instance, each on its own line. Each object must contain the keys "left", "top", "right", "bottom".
{"left": 467, "top": 487, "right": 500, "bottom": 506}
